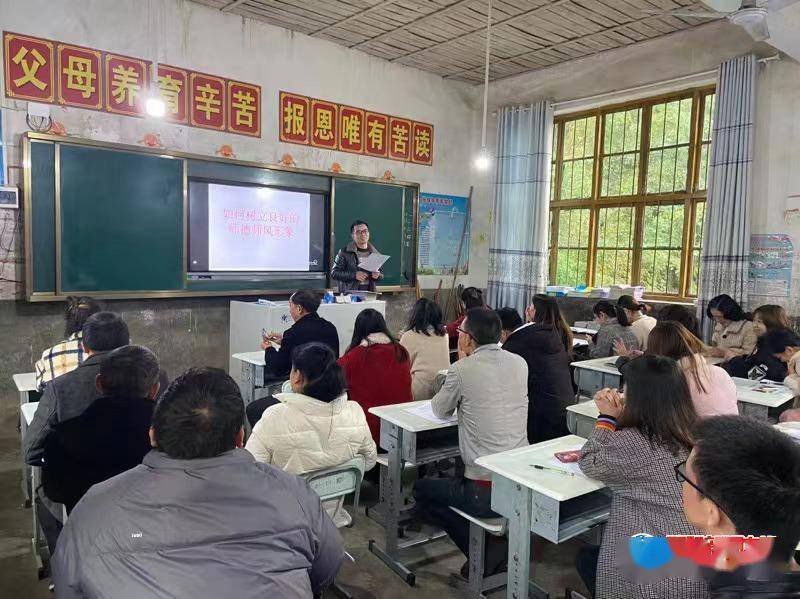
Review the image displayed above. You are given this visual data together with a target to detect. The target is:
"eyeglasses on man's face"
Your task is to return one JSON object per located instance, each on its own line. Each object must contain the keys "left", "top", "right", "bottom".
{"left": 674, "top": 459, "right": 724, "bottom": 513}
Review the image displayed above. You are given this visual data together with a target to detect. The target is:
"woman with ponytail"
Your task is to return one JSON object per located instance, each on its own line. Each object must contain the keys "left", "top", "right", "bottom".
{"left": 246, "top": 342, "right": 377, "bottom": 480}
{"left": 582, "top": 300, "right": 640, "bottom": 358}
{"left": 616, "top": 295, "right": 657, "bottom": 350}
{"left": 35, "top": 296, "right": 101, "bottom": 390}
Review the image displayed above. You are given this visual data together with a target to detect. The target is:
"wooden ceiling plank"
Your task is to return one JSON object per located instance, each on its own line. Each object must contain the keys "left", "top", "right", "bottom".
{"left": 446, "top": 12, "right": 689, "bottom": 80}
{"left": 310, "top": 0, "right": 400, "bottom": 36}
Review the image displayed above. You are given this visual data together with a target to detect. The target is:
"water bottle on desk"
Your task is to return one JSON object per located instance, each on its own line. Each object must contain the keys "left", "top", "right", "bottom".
{"left": 323, "top": 289, "right": 334, "bottom": 304}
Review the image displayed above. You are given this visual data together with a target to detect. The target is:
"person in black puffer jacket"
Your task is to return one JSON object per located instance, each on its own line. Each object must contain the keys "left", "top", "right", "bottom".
{"left": 723, "top": 305, "right": 790, "bottom": 381}
{"left": 498, "top": 295, "right": 574, "bottom": 443}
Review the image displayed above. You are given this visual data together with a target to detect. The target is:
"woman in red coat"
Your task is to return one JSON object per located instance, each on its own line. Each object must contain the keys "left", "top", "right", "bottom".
{"left": 338, "top": 309, "right": 412, "bottom": 443}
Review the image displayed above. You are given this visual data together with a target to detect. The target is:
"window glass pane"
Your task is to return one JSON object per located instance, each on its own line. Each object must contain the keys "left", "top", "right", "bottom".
{"left": 697, "top": 93, "right": 715, "bottom": 192}
{"left": 594, "top": 207, "right": 634, "bottom": 287}
{"left": 640, "top": 203, "right": 685, "bottom": 295}
{"left": 555, "top": 209, "right": 590, "bottom": 286}
{"left": 690, "top": 201, "right": 706, "bottom": 295}
{"left": 647, "top": 97, "right": 693, "bottom": 194}
{"left": 550, "top": 126, "right": 558, "bottom": 202}
{"left": 560, "top": 116, "right": 596, "bottom": 200}
{"left": 600, "top": 108, "right": 641, "bottom": 197}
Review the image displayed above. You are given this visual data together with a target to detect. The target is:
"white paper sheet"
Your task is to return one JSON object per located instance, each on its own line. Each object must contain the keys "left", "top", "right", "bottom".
{"left": 358, "top": 252, "right": 390, "bottom": 272}
{"left": 406, "top": 402, "right": 457, "bottom": 425}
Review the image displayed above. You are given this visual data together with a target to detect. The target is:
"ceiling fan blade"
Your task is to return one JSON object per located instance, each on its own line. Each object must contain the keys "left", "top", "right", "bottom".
{"left": 641, "top": 8, "right": 729, "bottom": 17}
{"left": 704, "top": 0, "right": 746, "bottom": 12}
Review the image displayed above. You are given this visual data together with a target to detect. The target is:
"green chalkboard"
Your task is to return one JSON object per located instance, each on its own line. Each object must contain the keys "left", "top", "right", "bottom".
{"left": 59, "top": 145, "right": 184, "bottom": 292}
{"left": 24, "top": 134, "right": 417, "bottom": 300}
{"left": 332, "top": 179, "right": 416, "bottom": 287}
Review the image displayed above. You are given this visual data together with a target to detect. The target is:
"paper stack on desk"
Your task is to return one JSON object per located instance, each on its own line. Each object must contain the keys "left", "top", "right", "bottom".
{"left": 406, "top": 402, "right": 457, "bottom": 425}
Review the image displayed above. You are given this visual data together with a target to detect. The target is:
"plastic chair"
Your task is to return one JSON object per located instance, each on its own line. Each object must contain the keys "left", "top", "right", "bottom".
{"left": 303, "top": 456, "right": 366, "bottom": 598}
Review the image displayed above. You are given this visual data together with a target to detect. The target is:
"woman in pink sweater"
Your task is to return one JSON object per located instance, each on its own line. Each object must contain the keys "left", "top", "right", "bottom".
{"left": 647, "top": 321, "right": 739, "bottom": 417}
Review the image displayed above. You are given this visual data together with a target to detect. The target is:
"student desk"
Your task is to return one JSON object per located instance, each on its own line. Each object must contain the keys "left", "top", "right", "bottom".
{"left": 566, "top": 401, "right": 601, "bottom": 439}
{"left": 571, "top": 357, "right": 621, "bottom": 402}
{"left": 20, "top": 402, "right": 48, "bottom": 575}
{"left": 571, "top": 355, "right": 743, "bottom": 404}
{"left": 367, "top": 400, "right": 460, "bottom": 585}
{"left": 732, "top": 377, "right": 795, "bottom": 420}
{"left": 475, "top": 435, "right": 611, "bottom": 599}
{"left": 231, "top": 351, "right": 286, "bottom": 405}
{"left": 15, "top": 373, "right": 38, "bottom": 506}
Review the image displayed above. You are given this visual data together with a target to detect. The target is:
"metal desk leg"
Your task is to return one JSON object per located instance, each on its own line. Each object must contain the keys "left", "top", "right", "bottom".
{"left": 240, "top": 362, "right": 256, "bottom": 405}
{"left": 20, "top": 394, "right": 32, "bottom": 508}
{"left": 506, "top": 483, "right": 532, "bottom": 599}
{"left": 574, "top": 369, "right": 582, "bottom": 403}
{"left": 369, "top": 423, "right": 416, "bottom": 585}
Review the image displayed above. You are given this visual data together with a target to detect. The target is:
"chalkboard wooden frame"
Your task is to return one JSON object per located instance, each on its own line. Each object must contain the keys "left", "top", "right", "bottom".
{"left": 22, "top": 132, "right": 419, "bottom": 302}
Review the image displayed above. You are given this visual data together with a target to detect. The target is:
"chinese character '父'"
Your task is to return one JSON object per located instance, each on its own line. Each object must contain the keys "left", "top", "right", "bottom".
{"left": 13, "top": 46, "right": 48, "bottom": 91}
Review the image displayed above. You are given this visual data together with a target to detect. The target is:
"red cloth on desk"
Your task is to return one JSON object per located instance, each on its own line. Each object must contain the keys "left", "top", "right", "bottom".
{"left": 338, "top": 344, "right": 413, "bottom": 443}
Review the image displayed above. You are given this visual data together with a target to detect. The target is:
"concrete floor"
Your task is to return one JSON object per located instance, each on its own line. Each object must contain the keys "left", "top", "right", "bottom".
{"left": 0, "top": 404, "right": 590, "bottom": 598}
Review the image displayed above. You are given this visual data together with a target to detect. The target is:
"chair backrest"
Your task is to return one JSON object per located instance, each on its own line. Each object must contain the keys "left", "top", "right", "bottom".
{"left": 303, "top": 455, "right": 365, "bottom": 503}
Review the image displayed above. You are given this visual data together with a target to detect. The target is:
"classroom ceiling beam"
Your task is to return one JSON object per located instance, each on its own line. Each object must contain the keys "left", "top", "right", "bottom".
{"left": 348, "top": 0, "right": 475, "bottom": 50}
{"left": 389, "top": 0, "right": 572, "bottom": 64}
{"left": 309, "top": 0, "right": 399, "bottom": 36}
{"left": 444, "top": 13, "right": 702, "bottom": 80}
{"left": 221, "top": 0, "right": 248, "bottom": 13}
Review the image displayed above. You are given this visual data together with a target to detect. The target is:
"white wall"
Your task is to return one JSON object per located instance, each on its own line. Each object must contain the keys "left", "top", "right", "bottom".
{"left": 751, "top": 58, "right": 800, "bottom": 313}
{"left": 0, "top": 0, "right": 488, "bottom": 299}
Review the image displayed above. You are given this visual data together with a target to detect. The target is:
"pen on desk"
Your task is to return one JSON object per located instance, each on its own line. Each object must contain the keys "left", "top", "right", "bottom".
{"left": 530, "top": 464, "right": 576, "bottom": 477}
{"left": 344, "top": 551, "right": 356, "bottom": 563}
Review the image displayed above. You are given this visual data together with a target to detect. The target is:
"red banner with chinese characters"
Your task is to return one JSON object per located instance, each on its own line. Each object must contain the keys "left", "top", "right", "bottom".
{"left": 310, "top": 99, "right": 337, "bottom": 149}
{"left": 228, "top": 80, "right": 260, "bottom": 137}
{"left": 279, "top": 91, "right": 433, "bottom": 166}
{"left": 105, "top": 53, "right": 149, "bottom": 116}
{"left": 338, "top": 105, "right": 365, "bottom": 154}
{"left": 156, "top": 64, "right": 189, "bottom": 124}
{"left": 4, "top": 33, "right": 55, "bottom": 103}
{"left": 389, "top": 117, "right": 412, "bottom": 162}
{"left": 57, "top": 43, "right": 102, "bottom": 110}
{"left": 3, "top": 31, "right": 260, "bottom": 137}
{"left": 365, "top": 112, "right": 389, "bottom": 158}
{"left": 411, "top": 121, "right": 434, "bottom": 166}
{"left": 279, "top": 92, "right": 309, "bottom": 145}
{"left": 190, "top": 72, "right": 226, "bottom": 131}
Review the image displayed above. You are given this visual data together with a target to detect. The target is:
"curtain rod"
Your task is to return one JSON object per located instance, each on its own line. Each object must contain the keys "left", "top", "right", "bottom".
{"left": 491, "top": 54, "right": 780, "bottom": 116}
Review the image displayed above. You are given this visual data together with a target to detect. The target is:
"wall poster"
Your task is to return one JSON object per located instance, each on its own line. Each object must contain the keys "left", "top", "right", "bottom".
{"left": 749, "top": 233, "right": 794, "bottom": 297}
{"left": 417, "top": 192, "right": 470, "bottom": 276}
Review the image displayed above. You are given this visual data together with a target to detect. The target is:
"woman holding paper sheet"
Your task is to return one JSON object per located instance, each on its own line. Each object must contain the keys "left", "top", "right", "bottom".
{"left": 330, "top": 220, "right": 384, "bottom": 293}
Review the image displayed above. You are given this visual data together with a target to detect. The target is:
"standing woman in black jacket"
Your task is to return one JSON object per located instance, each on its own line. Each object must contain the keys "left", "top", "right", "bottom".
{"left": 500, "top": 294, "right": 574, "bottom": 443}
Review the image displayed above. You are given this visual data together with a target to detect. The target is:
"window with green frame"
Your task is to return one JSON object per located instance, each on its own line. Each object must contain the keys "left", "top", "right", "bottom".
{"left": 549, "top": 88, "right": 715, "bottom": 299}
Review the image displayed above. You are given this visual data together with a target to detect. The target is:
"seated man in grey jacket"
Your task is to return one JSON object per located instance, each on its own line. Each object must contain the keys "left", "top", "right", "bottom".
{"left": 53, "top": 368, "right": 344, "bottom": 599}
{"left": 413, "top": 308, "right": 529, "bottom": 578}
{"left": 24, "top": 311, "right": 130, "bottom": 555}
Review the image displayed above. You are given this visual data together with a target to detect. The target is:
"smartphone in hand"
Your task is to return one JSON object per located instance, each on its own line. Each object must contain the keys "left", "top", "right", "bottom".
{"left": 554, "top": 450, "right": 581, "bottom": 463}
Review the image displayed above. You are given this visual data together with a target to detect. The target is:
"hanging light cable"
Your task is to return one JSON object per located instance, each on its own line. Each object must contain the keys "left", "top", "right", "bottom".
{"left": 474, "top": 0, "right": 492, "bottom": 170}
{"left": 145, "top": 0, "right": 166, "bottom": 118}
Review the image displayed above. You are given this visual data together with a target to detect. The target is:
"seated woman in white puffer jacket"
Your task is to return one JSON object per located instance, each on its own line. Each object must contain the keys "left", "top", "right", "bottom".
{"left": 245, "top": 342, "right": 377, "bottom": 501}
